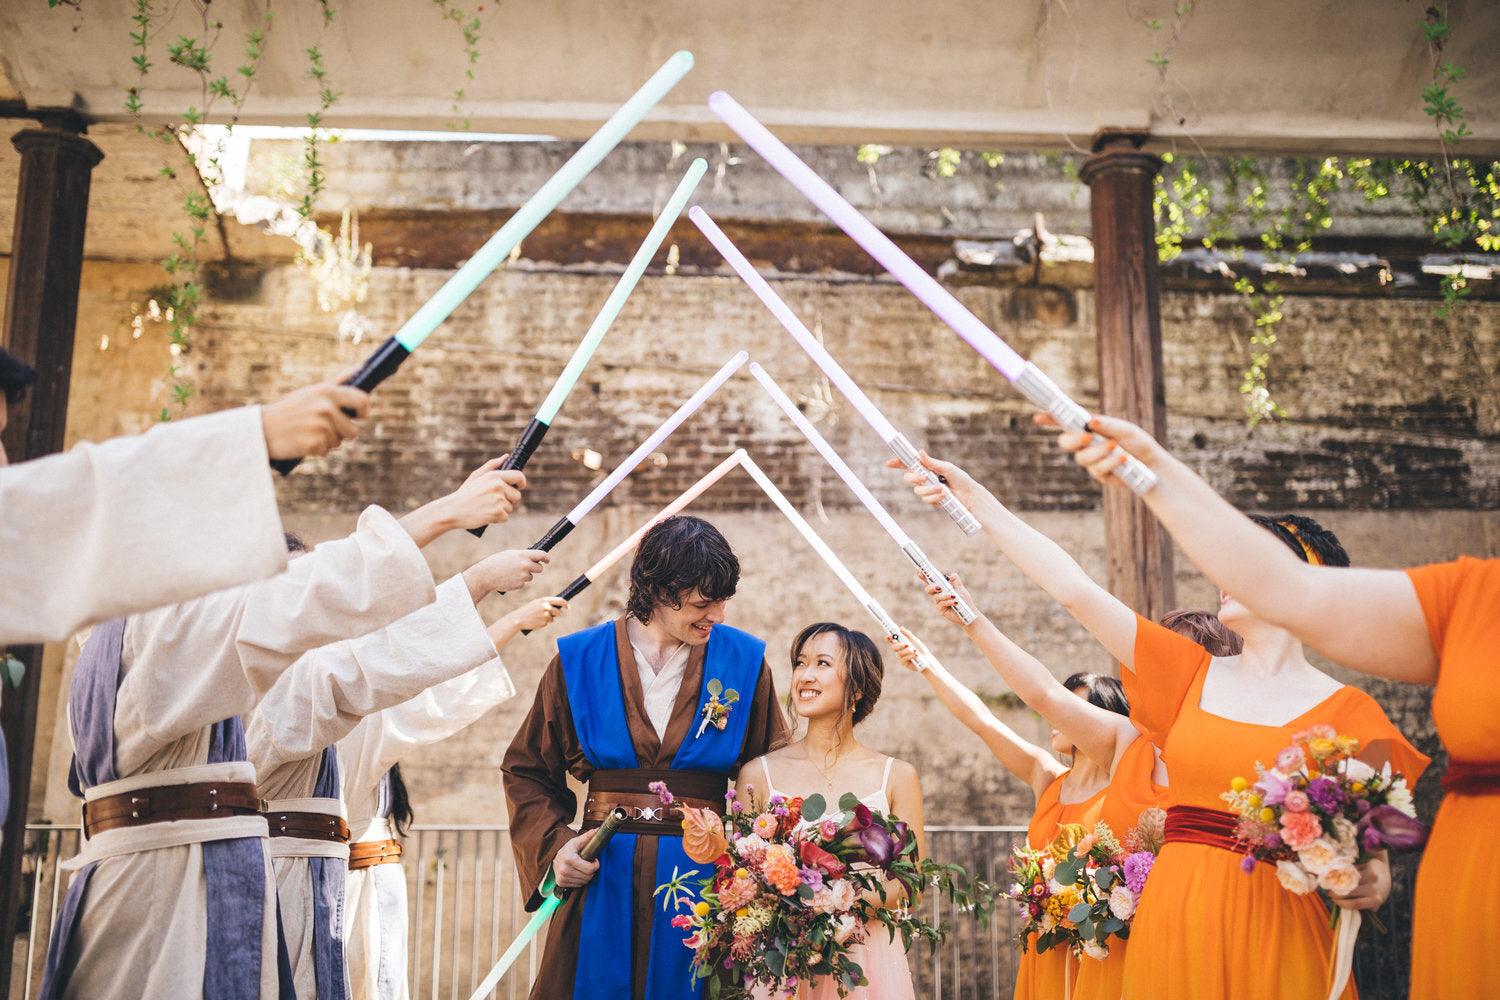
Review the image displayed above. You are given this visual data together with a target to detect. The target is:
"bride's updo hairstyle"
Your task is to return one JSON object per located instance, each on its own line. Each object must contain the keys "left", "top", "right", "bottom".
{"left": 788, "top": 622, "right": 885, "bottom": 726}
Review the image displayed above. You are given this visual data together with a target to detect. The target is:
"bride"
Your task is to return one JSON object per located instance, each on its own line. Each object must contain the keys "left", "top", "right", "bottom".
{"left": 737, "top": 622, "right": 925, "bottom": 1000}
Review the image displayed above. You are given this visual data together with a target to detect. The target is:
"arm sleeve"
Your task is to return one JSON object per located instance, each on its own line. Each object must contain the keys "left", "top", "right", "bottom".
{"left": 1124, "top": 614, "right": 1213, "bottom": 745}
{"left": 501, "top": 656, "right": 586, "bottom": 906}
{"left": 0, "top": 406, "right": 287, "bottom": 644}
{"left": 1404, "top": 558, "right": 1469, "bottom": 661}
{"left": 246, "top": 573, "right": 496, "bottom": 777}
{"left": 1341, "top": 690, "right": 1432, "bottom": 786}
{"left": 736, "top": 658, "right": 788, "bottom": 772}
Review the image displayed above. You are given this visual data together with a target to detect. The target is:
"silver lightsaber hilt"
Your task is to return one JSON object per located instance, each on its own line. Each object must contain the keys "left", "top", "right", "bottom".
{"left": 902, "top": 541, "right": 977, "bottom": 625}
{"left": 1013, "top": 363, "right": 1158, "bottom": 496}
{"left": 887, "top": 434, "right": 982, "bottom": 536}
{"left": 867, "top": 601, "right": 931, "bottom": 672}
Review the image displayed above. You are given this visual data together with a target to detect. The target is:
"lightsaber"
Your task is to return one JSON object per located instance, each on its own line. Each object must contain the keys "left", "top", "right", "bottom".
{"left": 708, "top": 92, "right": 1158, "bottom": 496}
{"left": 469, "top": 807, "right": 627, "bottom": 1000}
{"left": 738, "top": 453, "right": 933, "bottom": 671}
{"left": 518, "top": 451, "right": 745, "bottom": 635}
{"left": 270, "top": 50, "right": 696, "bottom": 475}
{"left": 469, "top": 157, "right": 708, "bottom": 536}
{"left": 522, "top": 350, "right": 748, "bottom": 558}
{"left": 748, "top": 363, "right": 977, "bottom": 625}
{"left": 689, "top": 207, "right": 982, "bottom": 536}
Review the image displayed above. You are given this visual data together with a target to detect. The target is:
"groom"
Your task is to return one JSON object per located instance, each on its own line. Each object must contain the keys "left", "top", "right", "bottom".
{"left": 503, "top": 515, "right": 786, "bottom": 999}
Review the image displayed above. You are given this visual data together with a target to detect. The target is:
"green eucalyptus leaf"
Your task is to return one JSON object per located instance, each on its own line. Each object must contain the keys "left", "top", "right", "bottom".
{"left": 802, "top": 794, "right": 826, "bottom": 821}
{"left": 838, "top": 792, "right": 860, "bottom": 812}
{"left": 707, "top": 678, "right": 723, "bottom": 697}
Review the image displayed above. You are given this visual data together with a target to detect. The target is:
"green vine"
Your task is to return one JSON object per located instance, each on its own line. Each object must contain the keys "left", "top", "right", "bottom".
{"left": 432, "top": 1, "right": 485, "bottom": 130}
{"left": 299, "top": 4, "right": 340, "bottom": 221}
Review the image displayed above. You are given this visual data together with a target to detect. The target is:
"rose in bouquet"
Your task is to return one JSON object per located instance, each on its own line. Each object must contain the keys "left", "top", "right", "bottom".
{"left": 657, "top": 787, "right": 993, "bottom": 999}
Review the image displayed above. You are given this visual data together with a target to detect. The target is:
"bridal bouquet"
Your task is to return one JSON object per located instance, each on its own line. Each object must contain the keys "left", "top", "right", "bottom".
{"left": 656, "top": 788, "right": 993, "bottom": 999}
{"left": 1010, "top": 808, "right": 1164, "bottom": 960}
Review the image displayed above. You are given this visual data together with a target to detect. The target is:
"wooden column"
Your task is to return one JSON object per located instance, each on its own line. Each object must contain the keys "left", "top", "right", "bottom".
{"left": 1078, "top": 132, "right": 1174, "bottom": 621}
{"left": 1, "top": 118, "right": 103, "bottom": 994}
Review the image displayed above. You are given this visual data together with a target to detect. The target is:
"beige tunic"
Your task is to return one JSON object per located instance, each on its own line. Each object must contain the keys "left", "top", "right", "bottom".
{"left": 340, "top": 657, "right": 517, "bottom": 1000}
{"left": 0, "top": 405, "right": 287, "bottom": 645}
{"left": 59, "top": 506, "right": 436, "bottom": 1000}
{"left": 247, "top": 574, "right": 501, "bottom": 1000}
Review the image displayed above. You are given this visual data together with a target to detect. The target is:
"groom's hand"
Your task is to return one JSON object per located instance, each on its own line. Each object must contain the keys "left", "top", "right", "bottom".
{"left": 553, "top": 830, "right": 601, "bottom": 889}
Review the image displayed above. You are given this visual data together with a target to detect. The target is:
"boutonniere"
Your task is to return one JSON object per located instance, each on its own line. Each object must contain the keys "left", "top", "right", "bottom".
{"left": 694, "top": 678, "right": 740, "bottom": 739}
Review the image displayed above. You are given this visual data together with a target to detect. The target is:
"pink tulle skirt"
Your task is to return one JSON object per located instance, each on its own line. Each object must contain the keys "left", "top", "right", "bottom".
{"left": 753, "top": 925, "right": 916, "bottom": 1000}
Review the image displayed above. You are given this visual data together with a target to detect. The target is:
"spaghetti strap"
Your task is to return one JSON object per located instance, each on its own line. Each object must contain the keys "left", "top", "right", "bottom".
{"left": 759, "top": 756, "right": 774, "bottom": 798}
{"left": 877, "top": 756, "right": 895, "bottom": 797}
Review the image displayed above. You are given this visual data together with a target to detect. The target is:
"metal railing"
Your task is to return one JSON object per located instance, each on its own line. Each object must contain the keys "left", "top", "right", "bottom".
{"left": 13, "top": 822, "right": 1419, "bottom": 1000}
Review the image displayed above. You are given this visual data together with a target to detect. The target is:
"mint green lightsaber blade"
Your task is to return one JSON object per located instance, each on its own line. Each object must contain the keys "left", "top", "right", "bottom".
{"left": 394, "top": 50, "right": 694, "bottom": 352}
{"left": 469, "top": 808, "right": 628, "bottom": 1000}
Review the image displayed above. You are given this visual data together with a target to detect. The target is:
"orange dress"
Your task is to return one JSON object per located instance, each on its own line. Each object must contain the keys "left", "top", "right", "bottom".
{"left": 1405, "top": 557, "right": 1500, "bottom": 1000}
{"left": 1016, "top": 737, "right": 1162, "bottom": 1000}
{"left": 1073, "top": 735, "right": 1166, "bottom": 1000}
{"left": 1119, "top": 617, "right": 1429, "bottom": 1000}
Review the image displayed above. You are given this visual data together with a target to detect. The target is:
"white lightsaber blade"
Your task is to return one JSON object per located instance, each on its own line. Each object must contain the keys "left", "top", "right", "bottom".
{"left": 737, "top": 453, "right": 932, "bottom": 671}
{"left": 708, "top": 91, "right": 1157, "bottom": 497}
{"left": 523, "top": 351, "right": 749, "bottom": 558}
{"left": 749, "top": 363, "right": 977, "bottom": 625}
{"left": 690, "top": 207, "right": 981, "bottom": 536}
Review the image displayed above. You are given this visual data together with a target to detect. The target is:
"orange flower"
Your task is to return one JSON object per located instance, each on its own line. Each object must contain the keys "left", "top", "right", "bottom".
{"left": 763, "top": 843, "right": 802, "bottom": 895}
{"left": 681, "top": 806, "right": 729, "bottom": 864}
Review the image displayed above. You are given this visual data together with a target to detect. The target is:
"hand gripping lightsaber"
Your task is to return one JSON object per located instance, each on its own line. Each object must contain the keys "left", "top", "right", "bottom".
{"left": 707, "top": 92, "right": 1158, "bottom": 496}
{"left": 469, "top": 807, "right": 627, "bottom": 1000}
{"left": 517, "top": 451, "right": 745, "bottom": 635}
{"left": 521, "top": 350, "right": 749, "bottom": 560}
{"left": 469, "top": 157, "right": 709, "bottom": 536}
{"left": 738, "top": 453, "right": 933, "bottom": 672}
{"left": 690, "top": 207, "right": 983, "bottom": 537}
{"left": 269, "top": 50, "right": 696, "bottom": 475}
{"left": 748, "top": 363, "right": 978, "bottom": 626}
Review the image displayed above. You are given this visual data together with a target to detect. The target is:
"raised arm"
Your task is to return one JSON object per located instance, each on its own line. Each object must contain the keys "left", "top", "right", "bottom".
{"left": 926, "top": 573, "right": 1138, "bottom": 773}
{"left": 398, "top": 455, "right": 530, "bottom": 548}
{"left": 890, "top": 453, "right": 1138, "bottom": 667}
{"left": 1053, "top": 414, "right": 1436, "bottom": 683}
{"left": 888, "top": 630, "right": 1064, "bottom": 801}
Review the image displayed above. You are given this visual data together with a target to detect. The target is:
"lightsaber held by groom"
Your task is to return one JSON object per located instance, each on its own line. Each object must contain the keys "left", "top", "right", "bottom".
{"left": 271, "top": 50, "right": 696, "bottom": 474}
{"left": 708, "top": 90, "right": 1158, "bottom": 496}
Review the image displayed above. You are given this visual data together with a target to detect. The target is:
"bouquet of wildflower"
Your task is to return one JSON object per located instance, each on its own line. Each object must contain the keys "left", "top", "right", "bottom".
{"left": 1221, "top": 727, "right": 1427, "bottom": 1000}
{"left": 657, "top": 786, "right": 993, "bottom": 999}
{"left": 1011, "top": 808, "right": 1163, "bottom": 961}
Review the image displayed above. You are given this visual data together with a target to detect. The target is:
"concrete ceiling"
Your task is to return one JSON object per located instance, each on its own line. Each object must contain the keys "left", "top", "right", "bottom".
{"left": 2, "top": 1, "right": 1497, "bottom": 156}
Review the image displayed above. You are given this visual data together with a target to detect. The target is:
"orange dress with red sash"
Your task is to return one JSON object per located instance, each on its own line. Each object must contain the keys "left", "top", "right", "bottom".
{"left": 1118, "top": 617, "right": 1428, "bottom": 1000}
{"left": 1405, "top": 557, "right": 1500, "bottom": 999}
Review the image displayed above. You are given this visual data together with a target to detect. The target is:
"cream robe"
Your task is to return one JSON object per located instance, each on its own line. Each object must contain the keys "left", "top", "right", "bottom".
{"left": 339, "top": 657, "right": 517, "bottom": 1000}
{"left": 0, "top": 405, "right": 288, "bottom": 645}
{"left": 248, "top": 574, "right": 502, "bottom": 1000}
{"left": 59, "top": 505, "right": 436, "bottom": 1000}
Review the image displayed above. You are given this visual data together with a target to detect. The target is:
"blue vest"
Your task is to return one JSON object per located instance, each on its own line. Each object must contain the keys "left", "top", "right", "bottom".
{"left": 558, "top": 621, "right": 766, "bottom": 1000}
{"left": 41, "top": 617, "right": 267, "bottom": 1000}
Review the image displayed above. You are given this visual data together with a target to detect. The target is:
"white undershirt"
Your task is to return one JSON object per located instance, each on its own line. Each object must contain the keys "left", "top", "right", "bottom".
{"left": 625, "top": 617, "right": 691, "bottom": 740}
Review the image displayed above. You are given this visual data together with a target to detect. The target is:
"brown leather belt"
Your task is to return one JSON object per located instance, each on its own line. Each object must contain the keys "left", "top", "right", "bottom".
{"left": 82, "top": 781, "right": 262, "bottom": 838}
{"left": 583, "top": 768, "right": 727, "bottom": 837}
{"left": 263, "top": 809, "right": 351, "bottom": 843}
{"left": 348, "top": 838, "right": 403, "bottom": 870}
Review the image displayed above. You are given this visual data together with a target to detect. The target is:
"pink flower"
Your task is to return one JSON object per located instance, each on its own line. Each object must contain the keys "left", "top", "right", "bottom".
{"left": 1282, "top": 790, "right": 1311, "bottom": 813}
{"left": 1275, "top": 747, "right": 1307, "bottom": 773}
{"left": 752, "top": 813, "right": 779, "bottom": 839}
{"left": 1317, "top": 861, "right": 1361, "bottom": 897}
{"left": 818, "top": 818, "right": 839, "bottom": 841}
{"left": 1279, "top": 810, "right": 1322, "bottom": 850}
{"left": 829, "top": 878, "right": 857, "bottom": 912}
{"left": 1074, "top": 832, "right": 1098, "bottom": 856}
{"left": 1256, "top": 770, "right": 1292, "bottom": 806}
{"left": 671, "top": 914, "right": 693, "bottom": 929}
{"left": 1275, "top": 860, "right": 1317, "bottom": 895}
{"left": 648, "top": 780, "right": 674, "bottom": 807}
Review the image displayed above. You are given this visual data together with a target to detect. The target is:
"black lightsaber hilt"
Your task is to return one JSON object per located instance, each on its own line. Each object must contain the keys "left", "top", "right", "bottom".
{"left": 468, "top": 417, "right": 552, "bottom": 538}
{"left": 271, "top": 336, "right": 412, "bottom": 476}
{"left": 520, "top": 573, "right": 592, "bottom": 636}
{"left": 497, "top": 516, "right": 577, "bottom": 598}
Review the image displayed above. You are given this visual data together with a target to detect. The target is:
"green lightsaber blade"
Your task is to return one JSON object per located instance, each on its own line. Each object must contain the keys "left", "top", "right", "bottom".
{"left": 468, "top": 808, "right": 628, "bottom": 1000}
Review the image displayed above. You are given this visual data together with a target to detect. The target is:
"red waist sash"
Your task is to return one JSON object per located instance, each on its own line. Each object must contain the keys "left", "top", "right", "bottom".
{"left": 1442, "top": 759, "right": 1500, "bottom": 796}
{"left": 1164, "top": 805, "right": 1265, "bottom": 864}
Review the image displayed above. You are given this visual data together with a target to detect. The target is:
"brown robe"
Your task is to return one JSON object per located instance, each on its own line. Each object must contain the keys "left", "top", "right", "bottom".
{"left": 501, "top": 617, "right": 786, "bottom": 999}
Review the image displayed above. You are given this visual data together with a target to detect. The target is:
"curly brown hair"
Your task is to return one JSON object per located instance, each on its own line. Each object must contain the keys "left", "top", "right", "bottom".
{"left": 626, "top": 516, "right": 740, "bottom": 623}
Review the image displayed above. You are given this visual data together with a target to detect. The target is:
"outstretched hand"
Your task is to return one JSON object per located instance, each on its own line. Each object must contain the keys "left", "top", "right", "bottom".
{"left": 1034, "top": 412, "right": 1164, "bottom": 487}
{"left": 886, "top": 627, "right": 934, "bottom": 673}
{"left": 463, "top": 549, "right": 550, "bottom": 601}
{"left": 489, "top": 595, "right": 569, "bottom": 648}
{"left": 444, "top": 456, "right": 527, "bottom": 530}
{"left": 884, "top": 451, "right": 985, "bottom": 512}
{"left": 920, "top": 571, "right": 981, "bottom": 630}
{"left": 261, "top": 377, "right": 370, "bottom": 460}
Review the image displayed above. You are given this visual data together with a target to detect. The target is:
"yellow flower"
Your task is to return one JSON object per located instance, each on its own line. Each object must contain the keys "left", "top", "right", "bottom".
{"left": 1351, "top": 781, "right": 1366, "bottom": 794}
{"left": 734, "top": 868, "right": 749, "bottom": 880}
{"left": 694, "top": 901, "right": 711, "bottom": 918}
{"left": 1335, "top": 735, "right": 1360, "bottom": 755}
{"left": 1259, "top": 807, "right": 1276, "bottom": 824}
{"left": 1248, "top": 795, "right": 1263, "bottom": 808}
{"left": 1308, "top": 737, "right": 1337, "bottom": 759}
{"left": 1230, "top": 777, "right": 1249, "bottom": 793}
{"left": 735, "top": 907, "right": 749, "bottom": 919}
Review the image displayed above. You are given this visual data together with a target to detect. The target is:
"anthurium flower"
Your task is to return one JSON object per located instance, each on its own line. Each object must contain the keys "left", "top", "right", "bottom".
{"left": 1357, "top": 804, "right": 1428, "bottom": 851}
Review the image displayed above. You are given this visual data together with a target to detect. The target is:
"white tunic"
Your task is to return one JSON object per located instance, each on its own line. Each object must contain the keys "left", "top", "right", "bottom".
{"left": 0, "top": 405, "right": 287, "bottom": 645}
{"left": 59, "top": 505, "right": 436, "bottom": 1000}
{"left": 339, "top": 656, "right": 518, "bottom": 1000}
{"left": 247, "top": 574, "right": 502, "bottom": 1000}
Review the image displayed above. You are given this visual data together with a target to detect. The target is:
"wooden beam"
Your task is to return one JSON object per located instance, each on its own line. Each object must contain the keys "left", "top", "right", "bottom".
{"left": 0, "top": 123, "right": 102, "bottom": 995}
{"left": 1079, "top": 133, "right": 1175, "bottom": 623}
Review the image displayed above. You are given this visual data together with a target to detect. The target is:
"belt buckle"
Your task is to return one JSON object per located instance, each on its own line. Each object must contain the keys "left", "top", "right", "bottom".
{"left": 630, "top": 805, "right": 665, "bottom": 823}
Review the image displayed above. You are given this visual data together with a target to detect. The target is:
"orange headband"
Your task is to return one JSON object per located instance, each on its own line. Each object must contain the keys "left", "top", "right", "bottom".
{"left": 1279, "top": 521, "right": 1322, "bottom": 566}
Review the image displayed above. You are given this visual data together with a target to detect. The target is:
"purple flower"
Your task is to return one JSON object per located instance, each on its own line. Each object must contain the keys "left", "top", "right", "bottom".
{"left": 730, "top": 801, "right": 744, "bottom": 814}
{"left": 1353, "top": 798, "right": 1371, "bottom": 816}
{"left": 1239, "top": 853, "right": 1257, "bottom": 873}
{"left": 1357, "top": 805, "right": 1428, "bottom": 851}
{"left": 1122, "top": 851, "right": 1155, "bottom": 896}
{"left": 1264, "top": 832, "right": 1284, "bottom": 850}
{"left": 1306, "top": 777, "right": 1344, "bottom": 813}
{"left": 724, "top": 788, "right": 737, "bottom": 803}
{"left": 1362, "top": 828, "right": 1383, "bottom": 852}
{"left": 1255, "top": 770, "right": 1292, "bottom": 806}
{"left": 799, "top": 866, "right": 824, "bottom": 891}
{"left": 648, "top": 781, "right": 674, "bottom": 807}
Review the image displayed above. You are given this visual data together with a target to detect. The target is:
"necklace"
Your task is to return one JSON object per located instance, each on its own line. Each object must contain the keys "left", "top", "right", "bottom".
{"left": 803, "top": 744, "right": 843, "bottom": 795}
